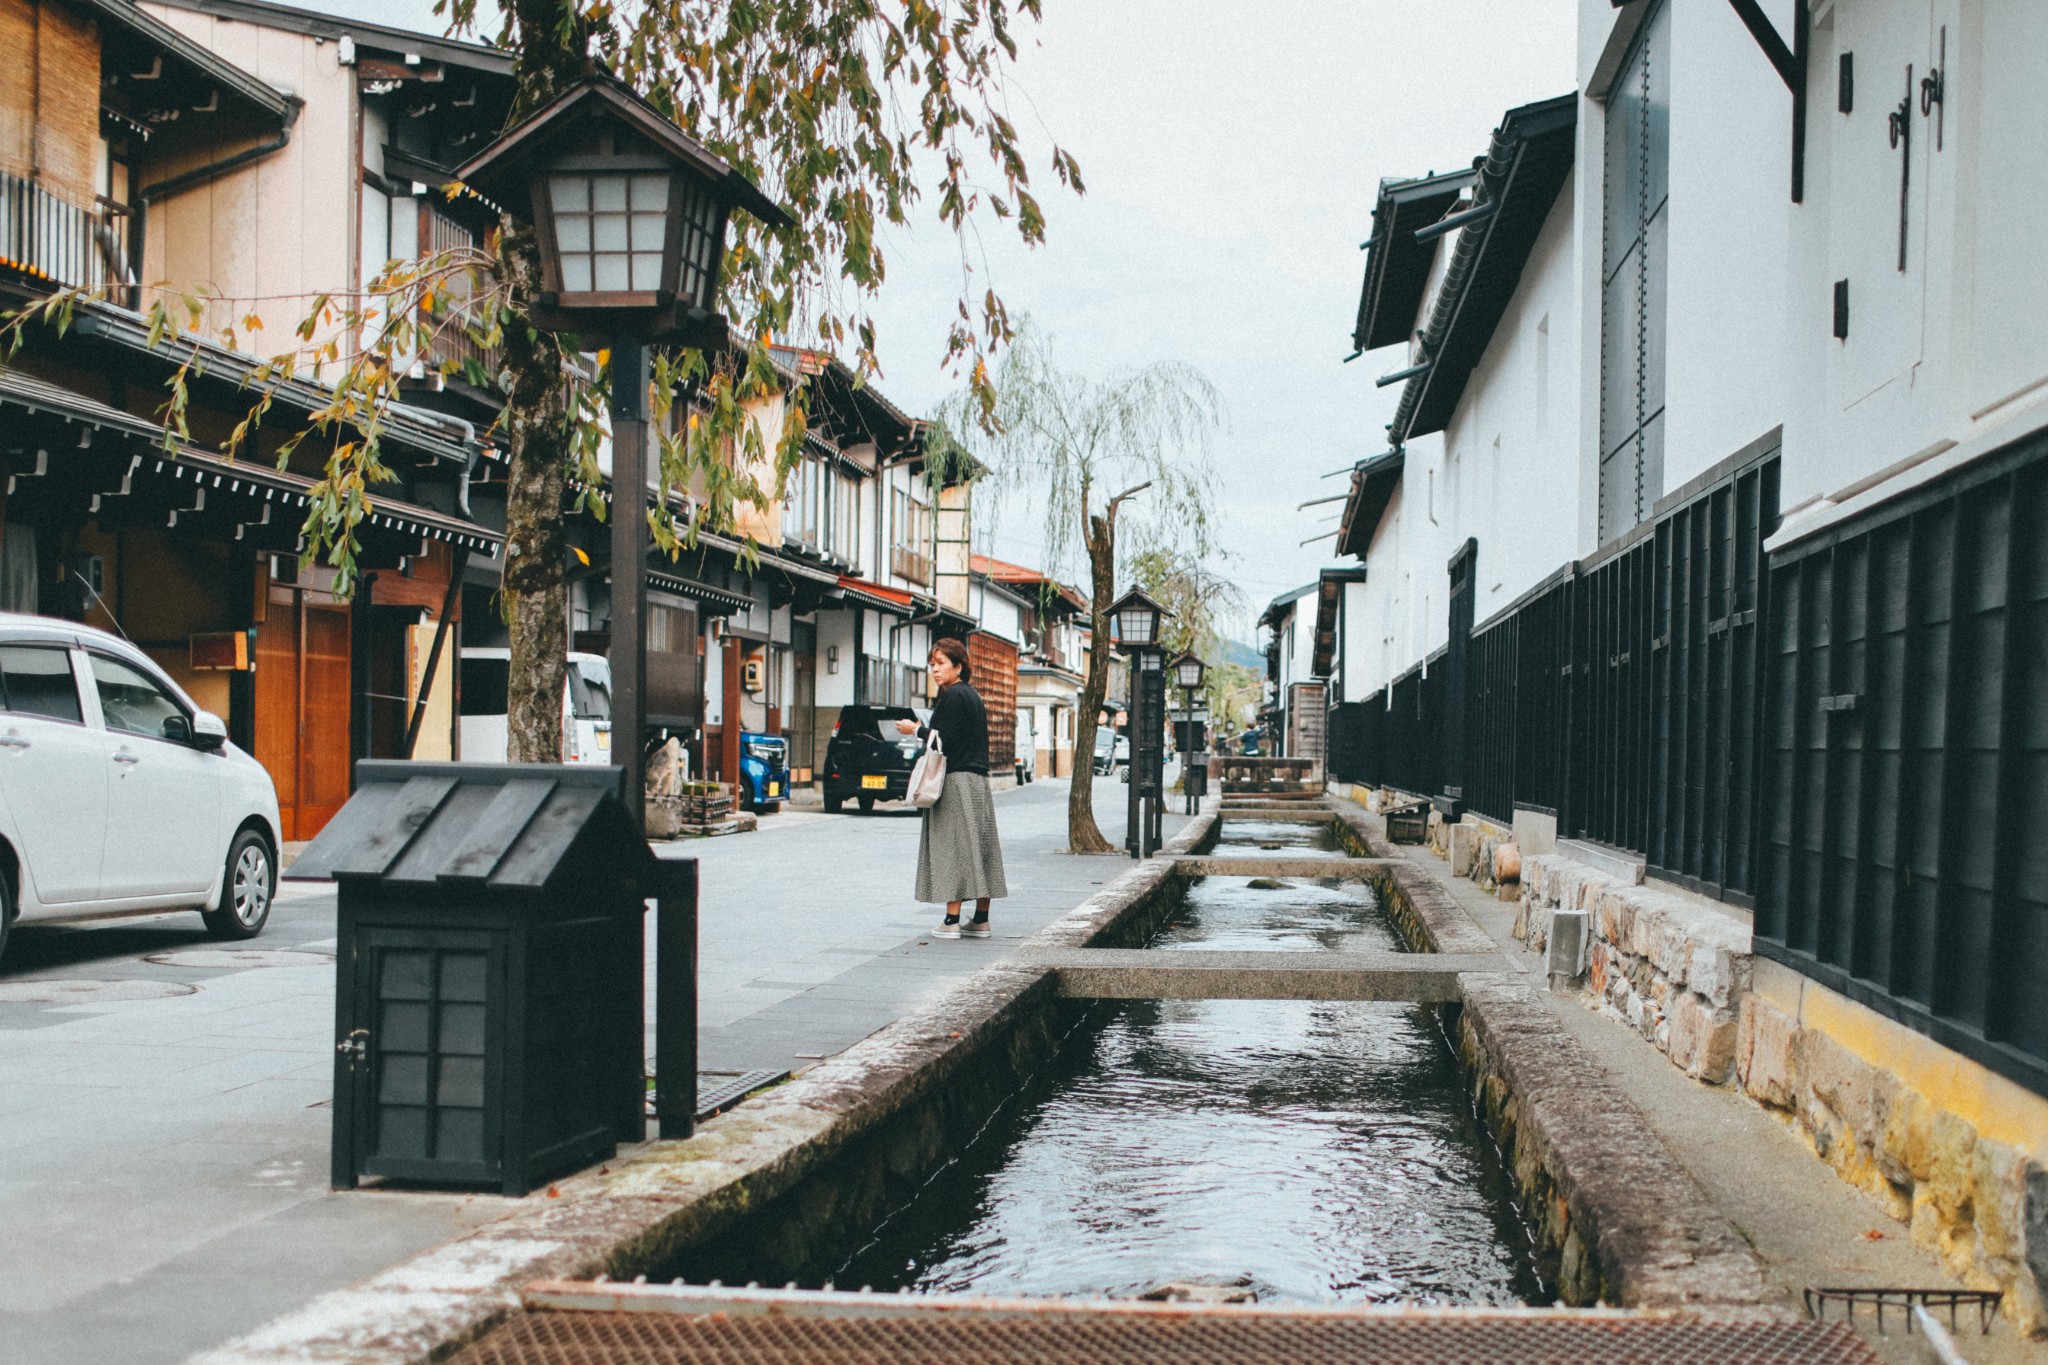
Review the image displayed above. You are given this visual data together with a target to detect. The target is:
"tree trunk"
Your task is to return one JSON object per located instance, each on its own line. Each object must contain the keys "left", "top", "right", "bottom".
{"left": 496, "top": 225, "right": 570, "bottom": 763}
{"left": 498, "top": 2, "right": 584, "bottom": 765}
{"left": 1066, "top": 510, "right": 1118, "bottom": 854}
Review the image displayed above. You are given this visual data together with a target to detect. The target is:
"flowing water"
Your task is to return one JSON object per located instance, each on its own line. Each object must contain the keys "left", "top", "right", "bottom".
{"left": 810, "top": 843, "right": 1547, "bottom": 1305}
{"left": 1207, "top": 818, "right": 1348, "bottom": 860}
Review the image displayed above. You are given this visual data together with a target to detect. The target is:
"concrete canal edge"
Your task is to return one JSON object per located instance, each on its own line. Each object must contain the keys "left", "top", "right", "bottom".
{"left": 199, "top": 802, "right": 1778, "bottom": 1363}
{"left": 192, "top": 815, "right": 1220, "bottom": 1365}
{"left": 1329, "top": 803, "right": 1777, "bottom": 1316}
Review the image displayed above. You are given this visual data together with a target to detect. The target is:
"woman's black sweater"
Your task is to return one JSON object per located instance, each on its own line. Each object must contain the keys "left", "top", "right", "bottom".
{"left": 917, "top": 682, "right": 990, "bottom": 776}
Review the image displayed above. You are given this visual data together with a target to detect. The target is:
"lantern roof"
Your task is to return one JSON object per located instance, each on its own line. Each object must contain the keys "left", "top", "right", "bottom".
{"left": 454, "top": 74, "right": 794, "bottom": 231}
{"left": 1107, "top": 587, "right": 1170, "bottom": 644}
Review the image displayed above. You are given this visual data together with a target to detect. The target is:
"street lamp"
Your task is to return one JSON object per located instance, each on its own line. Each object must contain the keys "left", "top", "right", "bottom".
{"left": 1108, "top": 587, "right": 1167, "bottom": 650}
{"left": 456, "top": 74, "right": 795, "bottom": 347}
{"left": 1109, "top": 587, "right": 1171, "bottom": 857}
{"left": 456, "top": 72, "right": 791, "bottom": 1142}
{"left": 457, "top": 74, "right": 793, "bottom": 831}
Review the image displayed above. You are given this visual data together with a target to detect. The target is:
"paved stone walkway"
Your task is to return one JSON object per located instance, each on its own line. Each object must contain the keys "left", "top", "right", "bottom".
{"left": 677, "top": 778, "right": 1183, "bottom": 1073}
{"left": 1371, "top": 812, "right": 2045, "bottom": 1364}
{"left": 0, "top": 777, "right": 1175, "bottom": 1365}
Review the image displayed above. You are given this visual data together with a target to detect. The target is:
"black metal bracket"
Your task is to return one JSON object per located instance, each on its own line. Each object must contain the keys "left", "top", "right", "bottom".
{"left": 1726, "top": 0, "right": 1810, "bottom": 202}
{"left": 1920, "top": 27, "right": 1945, "bottom": 152}
{"left": 1889, "top": 66, "right": 1914, "bottom": 271}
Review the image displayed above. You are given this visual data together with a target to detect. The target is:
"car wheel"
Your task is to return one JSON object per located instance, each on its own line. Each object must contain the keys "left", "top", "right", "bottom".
{"left": 858, "top": 795, "right": 876, "bottom": 814}
{"left": 203, "top": 829, "right": 274, "bottom": 940}
{"left": 823, "top": 792, "right": 843, "bottom": 813}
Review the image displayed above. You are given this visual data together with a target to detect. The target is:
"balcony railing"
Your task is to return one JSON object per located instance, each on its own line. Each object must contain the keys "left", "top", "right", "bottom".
{"left": 0, "top": 173, "right": 133, "bottom": 300}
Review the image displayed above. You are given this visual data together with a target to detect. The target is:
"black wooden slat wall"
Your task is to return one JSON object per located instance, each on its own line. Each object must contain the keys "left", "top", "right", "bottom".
{"left": 1758, "top": 435, "right": 2048, "bottom": 1096}
{"left": 1326, "top": 432, "right": 2048, "bottom": 1097}
{"left": 1328, "top": 447, "right": 1776, "bottom": 886}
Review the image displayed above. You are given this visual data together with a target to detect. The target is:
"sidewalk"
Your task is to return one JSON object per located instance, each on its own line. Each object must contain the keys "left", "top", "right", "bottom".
{"left": 1369, "top": 811, "right": 2044, "bottom": 1363}
{"left": 677, "top": 778, "right": 1182, "bottom": 1073}
{"left": 0, "top": 777, "right": 1174, "bottom": 1365}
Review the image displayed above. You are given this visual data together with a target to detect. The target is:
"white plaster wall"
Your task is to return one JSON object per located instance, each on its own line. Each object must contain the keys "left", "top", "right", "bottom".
{"left": 1655, "top": 0, "right": 1798, "bottom": 495}
{"left": 813, "top": 608, "right": 856, "bottom": 707}
{"left": 140, "top": 8, "right": 358, "bottom": 347}
{"left": 1439, "top": 171, "right": 1583, "bottom": 624}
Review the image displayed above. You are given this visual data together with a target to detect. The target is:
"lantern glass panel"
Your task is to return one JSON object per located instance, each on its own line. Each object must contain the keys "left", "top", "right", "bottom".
{"left": 1175, "top": 658, "right": 1204, "bottom": 688}
{"left": 676, "top": 180, "right": 721, "bottom": 309}
{"left": 549, "top": 172, "right": 672, "bottom": 294}
{"left": 1115, "top": 604, "right": 1156, "bottom": 646}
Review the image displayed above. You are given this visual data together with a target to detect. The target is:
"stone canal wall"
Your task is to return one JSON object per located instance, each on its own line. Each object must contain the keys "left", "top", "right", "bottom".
{"left": 1330, "top": 804, "right": 1775, "bottom": 1316}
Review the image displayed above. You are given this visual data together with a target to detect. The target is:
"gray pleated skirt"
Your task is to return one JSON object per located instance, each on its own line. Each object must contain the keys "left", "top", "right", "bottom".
{"left": 916, "top": 772, "right": 1009, "bottom": 904}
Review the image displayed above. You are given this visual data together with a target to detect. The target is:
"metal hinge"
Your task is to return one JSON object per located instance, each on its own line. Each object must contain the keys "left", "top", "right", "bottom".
{"left": 337, "top": 1029, "right": 370, "bottom": 1061}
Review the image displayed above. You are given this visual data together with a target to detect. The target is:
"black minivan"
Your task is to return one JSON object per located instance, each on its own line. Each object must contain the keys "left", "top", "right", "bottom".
{"left": 821, "top": 704, "right": 926, "bottom": 812}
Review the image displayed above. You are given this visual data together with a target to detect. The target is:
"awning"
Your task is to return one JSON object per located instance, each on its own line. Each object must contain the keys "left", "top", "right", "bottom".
{"left": 1392, "top": 94, "right": 1577, "bottom": 443}
{"left": 1311, "top": 567, "right": 1367, "bottom": 680}
{"left": 1353, "top": 168, "right": 1478, "bottom": 354}
{"left": 833, "top": 574, "right": 922, "bottom": 617}
{"left": 0, "top": 369, "right": 500, "bottom": 554}
{"left": 1336, "top": 447, "right": 1405, "bottom": 559}
{"left": 639, "top": 569, "right": 751, "bottom": 615}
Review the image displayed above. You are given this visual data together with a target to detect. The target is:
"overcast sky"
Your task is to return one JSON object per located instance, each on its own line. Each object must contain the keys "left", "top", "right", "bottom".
{"left": 340, "top": 0, "right": 1578, "bottom": 635}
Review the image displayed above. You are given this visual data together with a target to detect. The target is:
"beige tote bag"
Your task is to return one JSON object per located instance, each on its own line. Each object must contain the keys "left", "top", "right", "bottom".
{"left": 907, "top": 730, "right": 948, "bottom": 808}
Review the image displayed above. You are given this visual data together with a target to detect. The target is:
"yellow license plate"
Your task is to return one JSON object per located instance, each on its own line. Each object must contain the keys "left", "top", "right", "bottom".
{"left": 861, "top": 775, "right": 887, "bottom": 790}
{"left": 596, "top": 730, "right": 610, "bottom": 749}
{"left": 767, "top": 783, "right": 780, "bottom": 796}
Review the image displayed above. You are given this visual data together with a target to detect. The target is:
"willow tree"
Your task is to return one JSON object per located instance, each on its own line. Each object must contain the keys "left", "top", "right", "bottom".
{"left": 1129, "top": 540, "right": 1245, "bottom": 721}
{"left": 4, "top": 0, "right": 1080, "bottom": 763}
{"left": 963, "top": 328, "right": 1222, "bottom": 853}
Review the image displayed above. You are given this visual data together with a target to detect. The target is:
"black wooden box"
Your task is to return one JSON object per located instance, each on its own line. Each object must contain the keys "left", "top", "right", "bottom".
{"left": 290, "top": 762, "right": 658, "bottom": 1196}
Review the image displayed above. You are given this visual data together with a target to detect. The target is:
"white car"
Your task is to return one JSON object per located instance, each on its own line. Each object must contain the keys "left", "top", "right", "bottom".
{"left": 0, "top": 613, "right": 282, "bottom": 964}
{"left": 457, "top": 648, "right": 614, "bottom": 764}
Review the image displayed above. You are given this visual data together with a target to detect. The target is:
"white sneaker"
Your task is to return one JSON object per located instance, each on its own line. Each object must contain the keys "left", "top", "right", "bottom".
{"left": 960, "top": 920, "right": 992, "bottom": 939}
{"left": 931, "top": 920, "right": 963, "bottom": 939}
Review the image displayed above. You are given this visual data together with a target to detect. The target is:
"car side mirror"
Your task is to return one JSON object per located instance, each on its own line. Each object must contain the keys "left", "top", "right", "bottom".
{"left": 190, "top": 711, "right": 229, "bottom": 750}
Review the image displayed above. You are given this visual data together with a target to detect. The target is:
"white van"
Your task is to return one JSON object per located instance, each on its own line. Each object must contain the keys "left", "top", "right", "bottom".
{"left": 458, "top": 648, "right": 613, "bottom": 764}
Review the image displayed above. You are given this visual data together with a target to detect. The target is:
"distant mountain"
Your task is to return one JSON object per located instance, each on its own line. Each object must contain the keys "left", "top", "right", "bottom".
{"left": 1219, "top": 638, "right": 1264, "bottom": 670}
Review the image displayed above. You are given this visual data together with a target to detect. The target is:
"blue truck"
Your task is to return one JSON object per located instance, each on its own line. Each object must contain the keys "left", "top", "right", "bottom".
{"left": 737, "top": 730, "right": 790, "bottom": 813}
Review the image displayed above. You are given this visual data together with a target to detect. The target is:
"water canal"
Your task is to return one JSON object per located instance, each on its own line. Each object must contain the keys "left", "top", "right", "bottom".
{"left": 677, "top": 821, "right": 1549, "bottom": 1308}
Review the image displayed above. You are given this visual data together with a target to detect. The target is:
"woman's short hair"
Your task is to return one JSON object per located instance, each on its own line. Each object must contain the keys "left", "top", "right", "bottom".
{"left": 931, "top": 636, "right": 972, "bottom": 684}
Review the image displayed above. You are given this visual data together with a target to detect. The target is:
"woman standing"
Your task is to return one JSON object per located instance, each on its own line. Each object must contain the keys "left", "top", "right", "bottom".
{"left": 896, "top": 637, "right": 1008, "bottom": 938}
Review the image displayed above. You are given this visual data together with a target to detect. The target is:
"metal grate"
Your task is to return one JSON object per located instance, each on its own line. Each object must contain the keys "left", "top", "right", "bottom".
{"left": 693, "top": 1069, "right": 788, "bottom": 1120}
{"left": 448, "top": 1284, "right": 1884, "bottom": 1365}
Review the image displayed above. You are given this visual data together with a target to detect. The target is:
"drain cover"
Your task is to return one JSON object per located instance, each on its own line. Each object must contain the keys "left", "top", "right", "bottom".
{"left": 0, "top": 979, "right": 197, "bottom": 1004}
{"left": 144, "top": 949, "right": 334, "bottom": 969}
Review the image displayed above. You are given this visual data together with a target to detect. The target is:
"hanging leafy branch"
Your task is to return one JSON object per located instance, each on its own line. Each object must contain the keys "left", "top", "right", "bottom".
{"left": 2, "top": 0, "right": 1078, "bottom": 763}
{"left": 943, "top": 322, "right": 1224, "bottom": 851}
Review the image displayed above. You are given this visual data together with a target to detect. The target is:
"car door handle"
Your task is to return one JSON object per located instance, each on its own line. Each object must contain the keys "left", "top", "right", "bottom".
{"left": 112, "top": 749, "right": 142, "bottom": 765}
{"left": 0, "top": 734, "right": 28, "bottom": 750}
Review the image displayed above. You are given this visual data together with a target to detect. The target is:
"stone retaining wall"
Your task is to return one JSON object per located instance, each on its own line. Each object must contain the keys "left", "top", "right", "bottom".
{"left": 1511, "top": 847, "right": 2047, "bottom": 1337}
{"left": 1515, "top": 856, "right": 1751, "bottom": 1084}
{"left": 1736, "top": 973, "right": 2048, "bottom": 1335}
{"left": 1328, "top": 805, "right": 1775, "bottom": 1316}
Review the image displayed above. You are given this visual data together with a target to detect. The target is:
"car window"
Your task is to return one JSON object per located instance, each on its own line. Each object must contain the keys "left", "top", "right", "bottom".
{"left": 568, "top": 662, "right": 612, "bottom": 721}
{"left": 88, "top": 654, "right": 188, "bottom": 740}
{"left": 0, "top": 645, "right": 84, "bottom": 723}
{"left": 459, "top": 656, "right": 510, "bottom": 717}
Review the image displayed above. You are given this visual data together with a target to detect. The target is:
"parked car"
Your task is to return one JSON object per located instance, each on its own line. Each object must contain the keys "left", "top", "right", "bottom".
{"left": 1092, "top": 726, "right": 1129, "bottom": 777}
{"left": 458, "top": 648, "right": 613, "bottom": 764}
{"left": 0, "top": 613, "right": 282, "bottom": 965}
{"left": 737, "top": 730, "right": 789, "bottom": 813}
{"left": 821, "top": 704, "right": 927, "bottom": 812}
